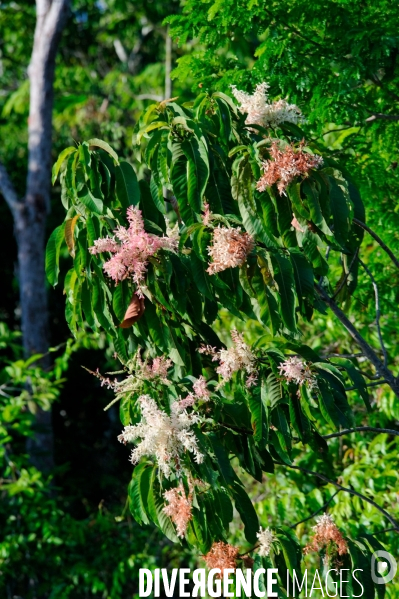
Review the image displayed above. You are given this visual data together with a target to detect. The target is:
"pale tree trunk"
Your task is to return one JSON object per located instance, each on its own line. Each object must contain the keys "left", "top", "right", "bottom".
{"left": 0, "top": 0, "right": 70, "bottom": 473}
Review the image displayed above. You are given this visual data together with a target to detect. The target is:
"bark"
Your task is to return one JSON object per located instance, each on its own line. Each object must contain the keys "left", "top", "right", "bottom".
{"left": 0, "top": 0, "right": 70, "bottom": 473}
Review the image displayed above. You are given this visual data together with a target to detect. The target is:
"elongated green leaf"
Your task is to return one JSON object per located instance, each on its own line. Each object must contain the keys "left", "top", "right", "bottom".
{"left": 45, "top": 223, "right": 66, "bottom": 286}
{"left": 115, "top": 161, "right": 140, "bottom": 209}
{"left": 87, "top": 138, "right": 119, "bottom": 164}
{"left": 52, "top": 146, "right": 77, "bottom": 184}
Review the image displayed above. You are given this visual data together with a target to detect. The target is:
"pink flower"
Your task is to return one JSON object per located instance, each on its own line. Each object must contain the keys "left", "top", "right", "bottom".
{"left": 207, "top": 227, "right": 254, "bottom": 275}
{"left": 163, "top": 484, "right": 193, "bottom": 538}
{"left": 257, "top": 141, "right": 323, "bottom": 195}
{"left": 89, "top": 206, "right": 178, "bottom": 294}
{"left": 279, "top": 356, "right": 316, "bottom": 388}
{"left": 291, "top": 214, "right": 305, "bottom": 232}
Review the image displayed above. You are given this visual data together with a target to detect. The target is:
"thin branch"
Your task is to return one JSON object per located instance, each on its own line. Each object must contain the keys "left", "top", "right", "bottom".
{"left": 332, "top": 248, "right": 359, "bottom": 300}
{"left": 370, "top": 74, "right": 399, "bottom": 104}
{"left": 316, "top": 285, "right": 399, "bottom": 397}
{"left": 290, "top": 490, "right": 341, "bottom": 529}
{"left": 323, "top": 426, "right": 399, "bottom": 440}
{"left": 0, "top": 161, "right": 21, "bottom": 217}
{"left": 366, "top": 114, "right": 399, "bottom": 122}
{"left": 353, "top": 218, "right": 399, "bottom": 270}
{"left": 358, "top": 257, "right": 388, "bottom": 367}
{"left": 345, "top": 379, "right": 387, "bottom": 391}
{"left": 275, "top": 461, "right": 399, "bottom": 532}
{"left": 371, "top": 527, "right": 399, "bottom": 536}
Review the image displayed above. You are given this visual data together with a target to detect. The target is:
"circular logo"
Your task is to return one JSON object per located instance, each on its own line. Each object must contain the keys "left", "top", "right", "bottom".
{"left": 371, "top": 551, "right": 397, "bottom": 584}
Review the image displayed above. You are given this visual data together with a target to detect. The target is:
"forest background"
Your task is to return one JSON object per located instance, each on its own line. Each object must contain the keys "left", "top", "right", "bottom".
{"left": 0, "top": 0, "right": 399, "bottom": 597}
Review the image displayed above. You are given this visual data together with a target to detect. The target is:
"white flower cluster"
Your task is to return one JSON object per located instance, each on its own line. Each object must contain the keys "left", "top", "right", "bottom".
{"left": 207, "top": 226, "right": 254, "bottom": 275}
{"left": 231, "top": 82, "right": 304, "bottom": 129}
{"left": 257, "top": 527, "right": 275, "bottom": 557}
{"left": 118, "top": 395, "right": 203, "bottom": 477}
{"left": 278, "top": 356, "right": 316, "bottom": 388}
{"left": 199, "top": 330, "right": 257, "bottom": 388}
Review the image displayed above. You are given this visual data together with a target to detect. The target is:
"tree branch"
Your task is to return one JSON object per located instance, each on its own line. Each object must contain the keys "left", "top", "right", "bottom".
{"left": 332, "top": 248, "right": 359, "bottom": 300}
{"left": 289, "top": 490, "right": 341, "bottom": 529}
{"left": 275, "top": 462, "right": 399, "bottom": 532}
{"left": 0, "top": 161, "right": 21, "bottom": 217}
{"left": 323, "top": 426, "right": 399, "bottom": 440}
{"left": 366, "top": 113, "right": 399, "bottom": 122}
{"left": 358, "top": 257, "right": 388, "bottom": 367}
{"left": 316, "top": 285, "right": 399, "bottom": 397}
{"left": 345, "top": 379, "right": 387, "bottom": 391}
{"left": 353, "top": 218, "right": 399, "bottom": 270}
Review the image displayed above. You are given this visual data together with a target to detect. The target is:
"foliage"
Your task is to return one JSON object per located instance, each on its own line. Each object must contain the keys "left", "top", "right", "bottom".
{"left": 48, "top": 87, "right": 399, "bottom": 596}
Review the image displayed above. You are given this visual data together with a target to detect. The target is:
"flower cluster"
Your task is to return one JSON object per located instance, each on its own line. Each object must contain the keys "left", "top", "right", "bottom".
{"left": 256, "top": 141, "right": 323, "bottom": 195}
{"left": 203, "top": 542, "right": 239, "bottom": 576}
{"left": 163, "top": 483, "right": 192, "bottom": 538}
{"left": 199, "top": 330, "right": 257, "bottom": 388}
{"left": 279, "top": 356, "right": 317, "bottom": 388}
{"left": 207, "top": 227, "right": 254, "bottom": 275}
{"left": 117, "top": 395, "right": 203, "bottom": 477}
{"left": 304, "top": 513, "right": 348, "bottom": 557}
{"left": 231, "top": 82, "right": 303, "bottom": 129}
{"left": 89, "top": 206, "right": 178, "bottom": 295}
{"left": 172, "top": 375, "right": 211, "bottom": 412}
{"left": 257, "top": 527, "right": 275, "bottom": 557}
{"left": 135, "top": 352, "right": 172, "bottom": 385}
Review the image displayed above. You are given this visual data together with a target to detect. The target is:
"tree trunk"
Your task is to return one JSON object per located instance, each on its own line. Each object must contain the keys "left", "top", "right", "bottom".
{"left": 0, "top": 0, "right": 70, "bottom": 473}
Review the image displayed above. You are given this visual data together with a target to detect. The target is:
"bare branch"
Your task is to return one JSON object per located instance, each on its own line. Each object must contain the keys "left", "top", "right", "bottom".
{"left": 358, "top": 257, "right": 388, "bottom": 367}
{"left": 0, "top": 161, "right": 21, "bottom": 217}
{"left": 316, "top": 285, "right": 399, "bottom": 397}
{"left": 332, "top": 248, "right": 359, "bottom": 300}
{"left": 290, "top": 490, "right": 341, "bottom": 529}
{"left": 345, "top": 379, "right": 387, "bottom": 391}
{"left": 323, "top": 426, "right": 399, "bottom": 440}
{"left": 366, "top": 113, "right": 399, "bottom": 122}
{"left": 353, "top": 218, "right": 399, "bottom": 270}
{"left": 275, "top": 461, "right": 399, "bottom": 532}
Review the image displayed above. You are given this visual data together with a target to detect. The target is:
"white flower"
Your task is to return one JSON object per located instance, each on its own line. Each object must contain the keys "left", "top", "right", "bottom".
{"left": 257, "top": 527, "right": 275, "bottom": 557}
{"left": 207, "top": 226, "right": 254, "bottom": 275}
{"left": 231, "top": 82, "right": 304, "bottom": 129}
{"left": 278, "top": 356, "right": 316, "bottom": 388}
{"left": 118, "top": 395, "right": 203, "bottom": 477}
{"left": 199, "top": 330, "right": 257, "bottom": 387}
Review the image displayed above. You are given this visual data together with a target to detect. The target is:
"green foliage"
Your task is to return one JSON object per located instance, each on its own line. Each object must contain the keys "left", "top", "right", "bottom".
{"left": 47, "top": 86, "right": 399, "bottom": 595}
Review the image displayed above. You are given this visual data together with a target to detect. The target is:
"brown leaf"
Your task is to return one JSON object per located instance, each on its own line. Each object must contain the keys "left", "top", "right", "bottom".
{"left": 119, "top": 295, "right": 145, "bottom": 328}
{"left": 65, "top": 215, "right": 80, "bottom": 258}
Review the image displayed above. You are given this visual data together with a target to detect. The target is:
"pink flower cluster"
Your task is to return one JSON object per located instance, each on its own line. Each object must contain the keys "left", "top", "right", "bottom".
{"left": 163, "top": 483, "right": 192, "bottom": 538}
{"left": 207, "top": 226, "right": 254, "bottom": 275}
{"left": 172, "top": 375, "right": 210, "bottom": 412}
{"left": 89, "top": 206, "right": 178, "bottom": 296}
{"left": 256, "top": 141, "right": 323, "bottom": 195}
{"left": 199, "top": 330, "right": 257, "bottom": 388}
{"left": 136, "top": 352, "right": 172, "bottom": 384}
{"left": 278, "top": 356, "right": 316, "bottom": 388}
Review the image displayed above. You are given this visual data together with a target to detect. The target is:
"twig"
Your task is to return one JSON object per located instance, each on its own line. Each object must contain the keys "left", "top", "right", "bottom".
{"left": 366, "top": 114, "right": 399, "bottom": 122}
{"left": 323, "top": 426, "right": 399, "bottom": 440}
{"left": 353, "top": 218, "right": 399, "bottom": 270}
{"left": 275, "top": 461, "right": 399, "bottom": 532}
{"left": 371, "top": 527, "right": 399, "bottom": 536}
{"left": 358, "top": 257, "right": 388, "bottom": 367}
{"left": 345, "top": 379, "right": 387, "bottom": 391}
{"left": 332, "top": 249, "right": 359, "bottom": 300}
{"left": 316, "top": 285, "right": 399, "bottom": 398}
{"left": 289, "top": 490, "right": 341, "bottom": 528}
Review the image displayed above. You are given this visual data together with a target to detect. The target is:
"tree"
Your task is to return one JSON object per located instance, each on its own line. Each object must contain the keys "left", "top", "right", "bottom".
{"left": 49, "top": 85, "right": 399, "bottom": 594}
{"left": 0, "top": 0, "right": 70, "bottom": 472}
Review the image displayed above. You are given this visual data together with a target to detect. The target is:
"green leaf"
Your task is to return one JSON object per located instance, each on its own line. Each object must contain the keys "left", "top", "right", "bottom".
{"left": 181, "top": 136, "right": 209, "bottom": 212}
{"left": 77, "top": 185, "right": 103, "bottom": 214}
{"left": 52, "top": 146, "right": 77, "bottom": 184}
{"left": 87, "top": 138, "right": 119, "bottom": 164}
{"left": 269, "top": 253, "right": 297, "bottom": 333}
{"left": 115, "top": 161, "right": 140, "bottom": 209}
{"left": 45, "top": 223, "right": 66, "bottom": 287}
{"left": 128, "top": 461, "right": 151, "bottom": 525}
